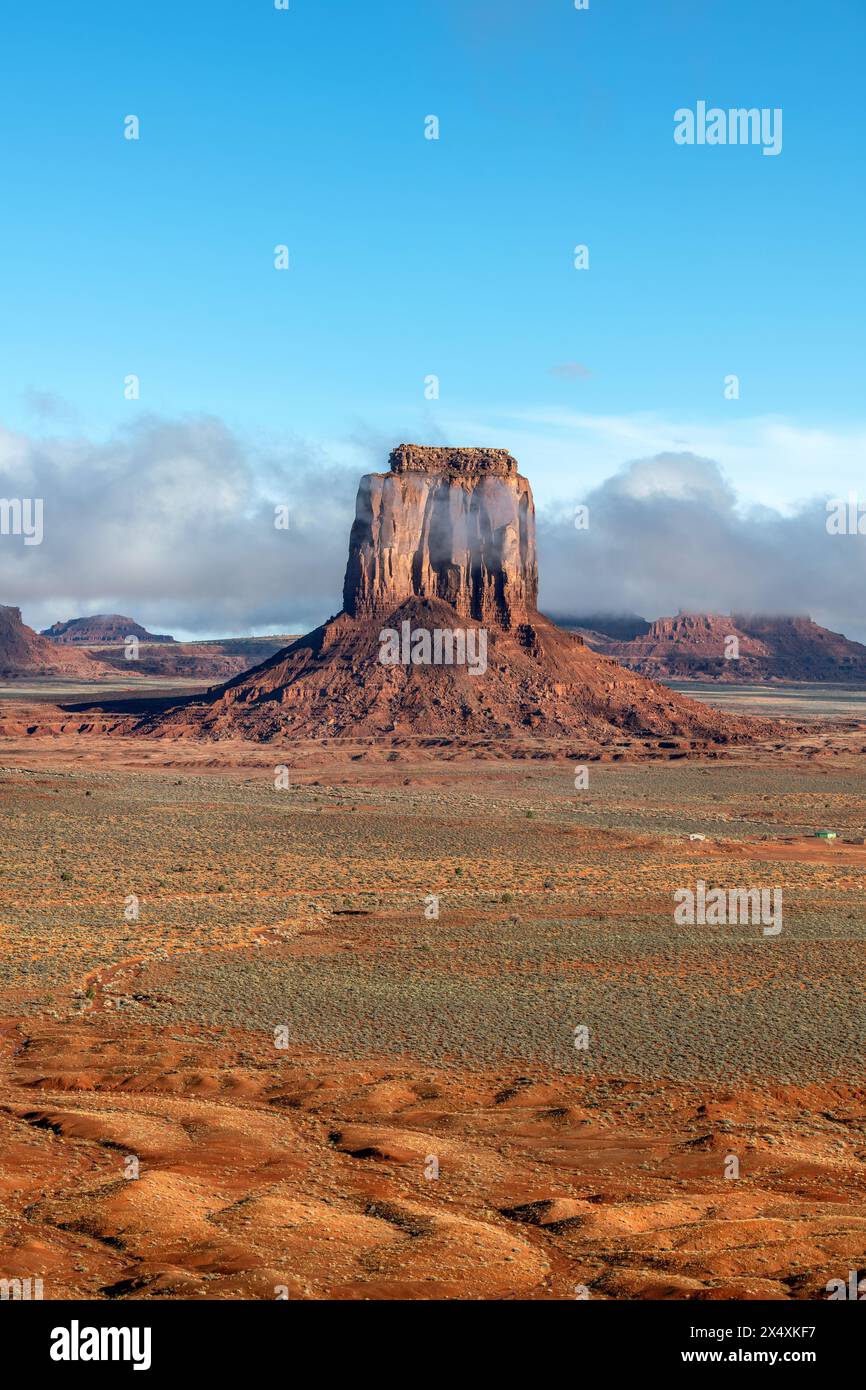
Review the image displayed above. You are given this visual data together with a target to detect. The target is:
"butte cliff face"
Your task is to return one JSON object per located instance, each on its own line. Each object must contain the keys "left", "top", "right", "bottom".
{"left": 128, "top": 444, "right": 776, "bottom": 744}
{"left": 343, "top": 445, "right": 537, "bottom": 628}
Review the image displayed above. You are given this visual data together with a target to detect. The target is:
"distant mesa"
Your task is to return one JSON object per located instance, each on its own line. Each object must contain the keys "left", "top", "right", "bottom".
{"left": 42, "top": 614, "right": 175, "bottom": 644}
{"left": 127, "top": 445, "right": 773, "bottom": 743}
{"left": 586, "top": 611, "right": 866, "bottom": 683}
{"left": 41, "top": 612, "right": 294, "bottom": 680}
{"left": 4, "top": 610, "right": 293, "bottom": 683}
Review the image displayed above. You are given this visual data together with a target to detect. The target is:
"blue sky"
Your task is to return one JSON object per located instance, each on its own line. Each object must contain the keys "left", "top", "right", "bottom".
{"left": 1, "top": 1, "right": 865, "bottom": 637}
{"left": 1, "top": 0, "right": 864, "bottom": 506}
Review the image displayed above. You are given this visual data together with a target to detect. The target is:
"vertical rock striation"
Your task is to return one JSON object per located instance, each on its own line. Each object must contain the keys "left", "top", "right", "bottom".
{"left": 342, "top": 445, "right": 538, "bottom": 629}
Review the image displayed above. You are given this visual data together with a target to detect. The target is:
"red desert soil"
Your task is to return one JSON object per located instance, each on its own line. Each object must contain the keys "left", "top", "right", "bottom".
{"left": 0, "top": 449, "right": 861, "bottom": 1301}
{"left": 1, "top": 729, "right": 865, "bottom": 1300}
{"left": 2, "top": 1017, "right": 865, "bottom": 1301}
{"left": 0, "top": 695, "right": 859, "bottom": 773}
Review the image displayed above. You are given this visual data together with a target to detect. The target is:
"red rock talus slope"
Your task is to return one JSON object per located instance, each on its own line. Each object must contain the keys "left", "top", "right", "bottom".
{"left": 594, "top": 612, "right": 866, "bottom": 682}
{"left": 132, "top": 446, "right": 775, "bottom": 742}
{"left": 133, "top": 597, "right": 769, "bottom": 741}
{"left": 0, "top": 604, "right": 106, "bottom": 679}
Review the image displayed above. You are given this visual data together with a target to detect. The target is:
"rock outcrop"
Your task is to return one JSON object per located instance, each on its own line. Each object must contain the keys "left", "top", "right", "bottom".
{"left": 43, "top": 614, "right": 175, "bottom": 644}
{"left": 733, "top": 614, "right": 866, "bottom": 681}
{"left": 594, "top": 614, "right": 769, "bottom": 680}
{"left": 0, "top": 605, "right": 106, "bottom": 679}
{"left": 592, "top": 612, "right": 866, "bottom": 683}
{"left": 343, "top": 445, "right": 537, "bottom": 628}
{"left": 124, "top": 445, "right": 777, "bottom": 744}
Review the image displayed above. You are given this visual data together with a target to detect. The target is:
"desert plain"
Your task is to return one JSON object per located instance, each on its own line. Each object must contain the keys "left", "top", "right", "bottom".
{"left": 1, "top": 684, "right": 865, "bottom": 1301}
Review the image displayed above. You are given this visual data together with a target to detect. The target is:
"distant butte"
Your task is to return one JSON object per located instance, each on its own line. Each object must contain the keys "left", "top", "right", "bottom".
{"left": 43, "top": 614, "right": 175, "bottom": 645}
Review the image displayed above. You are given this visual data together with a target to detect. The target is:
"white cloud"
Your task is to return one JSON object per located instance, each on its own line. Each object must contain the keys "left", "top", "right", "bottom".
{"left": 444, "top": 406, "right": 866, "bottom": 515}
{"left": 537, "top": 451, "right": 866, "bottom": 643}
{"left": 2, "top": 412, "right": 865, "bottom": 644}
{"left": 0, "top": 414, "right": 362, "bottom": 637}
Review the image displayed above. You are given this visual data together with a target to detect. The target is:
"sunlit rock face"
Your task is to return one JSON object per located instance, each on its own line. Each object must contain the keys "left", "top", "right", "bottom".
{"left": 343, "top": 445, "right": 538, "bottom": 629}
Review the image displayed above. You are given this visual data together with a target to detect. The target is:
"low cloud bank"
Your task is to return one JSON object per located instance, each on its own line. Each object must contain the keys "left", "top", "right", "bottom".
{"left": 1, "top": 418, "right": 861, "bottom": 642}
{"left": 537, "top": 452, "right": 866, "bottom": 642}
{"left": 0, "top": 415, "right": 359, "bottom": 636}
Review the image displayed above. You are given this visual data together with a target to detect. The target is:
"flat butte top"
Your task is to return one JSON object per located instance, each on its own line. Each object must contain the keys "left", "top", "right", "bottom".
{"left": 388, "top": 444, "right": 519, "bottom": 476}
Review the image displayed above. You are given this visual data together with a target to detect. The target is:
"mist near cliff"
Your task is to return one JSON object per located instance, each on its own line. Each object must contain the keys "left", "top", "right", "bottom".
{"left": 536, "top": 451, "right": 865, "bottom": 640}
{"left": 1, "top": 414, "right": 863, "bottom": 642}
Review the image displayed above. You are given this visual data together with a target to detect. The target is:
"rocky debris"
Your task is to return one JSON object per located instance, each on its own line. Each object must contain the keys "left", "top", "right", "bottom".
{"left": 388, "top": 443, "right": 519, "bottom": 476}
{"left": 130, "top": 596, "right": 771, "bottom": 741}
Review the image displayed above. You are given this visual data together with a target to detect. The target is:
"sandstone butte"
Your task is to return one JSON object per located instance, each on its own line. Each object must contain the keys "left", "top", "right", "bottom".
{"left": 129, "top": 446, "right": 776, "bottom": 743}
{"left": 343, "top": 444, "right": 537, "bottom": 629}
